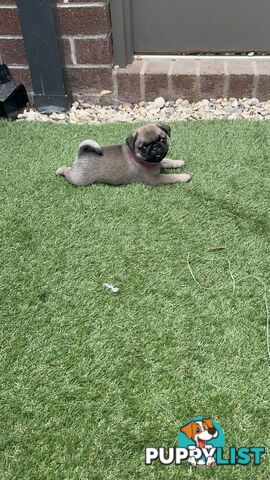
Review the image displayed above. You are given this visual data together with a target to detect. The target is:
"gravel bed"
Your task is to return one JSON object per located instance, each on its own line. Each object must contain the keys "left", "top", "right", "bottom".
{"left": 17, "top": 96, "right": 270, "bottom": 124}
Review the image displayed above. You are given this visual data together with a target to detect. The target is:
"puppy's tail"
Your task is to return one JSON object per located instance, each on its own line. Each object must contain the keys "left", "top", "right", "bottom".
{"left": 78, "top": 139, "right": 103, "bottom": 157}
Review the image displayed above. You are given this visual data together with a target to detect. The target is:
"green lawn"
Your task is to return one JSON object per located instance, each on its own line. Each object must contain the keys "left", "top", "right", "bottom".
{"left": 0, "top": 119, "right": 269, "bottom": 479}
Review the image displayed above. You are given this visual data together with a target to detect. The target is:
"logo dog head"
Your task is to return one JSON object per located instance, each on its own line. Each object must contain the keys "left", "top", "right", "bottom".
{"left": 180, "top": 418, "right": 218, "bottom": 449}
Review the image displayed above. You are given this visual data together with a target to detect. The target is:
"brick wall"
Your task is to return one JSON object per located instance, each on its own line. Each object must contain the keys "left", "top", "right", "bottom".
{"left": 1, "top": 0, "right": 270, "bottom": 105}
{"left": 0, "top": 0, "right": 114, "bottom": 102}
{"left": 0, "top": 0, "right": 32, "bottom": 89}
{"left": 57, "top": 0, "right": 113, "bottom": 101}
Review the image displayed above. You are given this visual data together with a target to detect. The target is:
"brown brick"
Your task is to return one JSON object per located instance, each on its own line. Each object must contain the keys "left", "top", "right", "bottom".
{"left": 57, "top": 5, "right": 110, "bottom": 36}
{"left": 75, "top": 36, "right": 112, "bottom": 64}
{"left": 170, "top": 59, "right": 198, "bottom": 102}
{"left": 9, "top": 67, "right": 32, "bottom": 89}
{"left": 199, "top": 59, "right": 225, "bottom": 100}
{"left": 0, "top": 0, "right": 16, "bottom": 4}
{"left": 0, "top": 38, "right": 27, "bottom": 65}
{"left": 255, "top": 61, "right": 270, "bottom": 101}
{"left": 117, "top": 61, "right": 142, "bottom": 103}
{"left": 144, "top": 61, "right": 169, "bottom": 101}
{"left": 66, "top": 66, "right": 112, "bottom": 92}
{"left": 227, "top": 60, "right": 254, "bottom": 99}
{"left": 0, "top": 8, "right": 21, "bottom": 35}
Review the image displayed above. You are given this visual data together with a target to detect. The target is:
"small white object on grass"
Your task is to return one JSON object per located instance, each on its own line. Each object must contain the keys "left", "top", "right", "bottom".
{"left": 103, "top": 283, "right": 119, "bottom": 294}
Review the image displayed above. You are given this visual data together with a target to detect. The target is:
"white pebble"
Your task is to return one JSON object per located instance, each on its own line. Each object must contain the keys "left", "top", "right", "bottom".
{"left": 16, "top": 96, "right": 270, "bottom": 123}
{"left": 103, "top": 283, "right": 119, "bottom": 294}
{"left": 153, "top": 97, "right": 166, "bottom": 109}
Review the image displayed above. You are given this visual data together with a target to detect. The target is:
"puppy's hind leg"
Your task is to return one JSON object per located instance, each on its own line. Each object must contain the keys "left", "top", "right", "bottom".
{"left": 57, "top": 140, "right": 102, "bottom": 175}
{"left": 56, "top": 139, "right": 103, "bottom": 186}
{"left": 56, "top": 165, "right": 70, "bottom": 176}
{"left": 55, "top": 166, "right": 81, "bottom": 186}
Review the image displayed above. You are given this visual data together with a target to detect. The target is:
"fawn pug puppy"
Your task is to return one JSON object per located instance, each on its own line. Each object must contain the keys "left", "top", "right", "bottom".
{"left": 56, "top": 123, "right": 191, "bottom": 186}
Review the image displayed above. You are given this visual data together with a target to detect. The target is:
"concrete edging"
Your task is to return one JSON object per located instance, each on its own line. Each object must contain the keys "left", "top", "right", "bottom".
{"left": 114, "top": 58, "right": 270, "bottom": 103}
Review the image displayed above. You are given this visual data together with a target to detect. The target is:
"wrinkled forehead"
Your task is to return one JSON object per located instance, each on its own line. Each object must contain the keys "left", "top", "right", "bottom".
{"left": 136, "top": 125, "right": 162, "bottom": 143}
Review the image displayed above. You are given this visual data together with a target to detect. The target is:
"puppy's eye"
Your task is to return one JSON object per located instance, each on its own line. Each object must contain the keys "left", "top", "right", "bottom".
{"left": 140, "top": 145, "right": 147, "bottom": 152}
{"left": 160, "top": 137, "right": 166, "bottom": 143}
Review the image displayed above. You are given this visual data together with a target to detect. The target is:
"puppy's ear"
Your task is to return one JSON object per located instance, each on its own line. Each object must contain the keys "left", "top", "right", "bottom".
{"left": 157, "top": 123, "right": 171, "bottom": 138}
{"left": 203, "top": 418, "right": 214, "bottom": 429}
{"left": 180, "top": 421, "right": 196, "bottom": 440}
{"left": 126, "top": 131, "right": 138, "bottom": 151}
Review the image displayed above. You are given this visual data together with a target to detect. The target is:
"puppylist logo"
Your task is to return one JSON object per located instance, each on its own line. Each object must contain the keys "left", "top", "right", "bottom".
{"left": 145, "top": 417, "right": 265, "bottom": 467}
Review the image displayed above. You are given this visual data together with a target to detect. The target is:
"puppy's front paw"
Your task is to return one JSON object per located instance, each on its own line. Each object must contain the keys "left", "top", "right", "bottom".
{"left": 174, "top": 160, "right": 185, "bottom": 167}
{"left": 179, "top": 173, "right": 192, "bottom": 183}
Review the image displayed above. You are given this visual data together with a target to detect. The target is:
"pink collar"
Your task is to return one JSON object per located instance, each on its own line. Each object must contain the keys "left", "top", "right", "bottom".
{"left": 129, "top": 150, "right": 157, "bottom": 168}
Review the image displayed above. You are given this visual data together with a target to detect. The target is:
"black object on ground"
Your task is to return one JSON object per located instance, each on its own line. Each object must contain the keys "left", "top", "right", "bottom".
{"left": 0, "top": 64, "right": 29, "bottom": 119}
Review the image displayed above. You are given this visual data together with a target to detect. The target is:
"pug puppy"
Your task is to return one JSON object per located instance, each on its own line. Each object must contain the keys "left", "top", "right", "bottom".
{"left": 56, "top": 123, "right": 191, "bottom": 186}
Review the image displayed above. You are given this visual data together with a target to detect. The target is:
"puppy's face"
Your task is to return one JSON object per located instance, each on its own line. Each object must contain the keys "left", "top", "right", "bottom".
{"left": 126, "top": 124, "right": 170, "bottom": 163}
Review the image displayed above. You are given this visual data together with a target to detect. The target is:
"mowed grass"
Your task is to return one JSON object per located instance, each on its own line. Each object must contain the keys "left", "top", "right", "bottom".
{"left": 0, "top": 119, "right": 269, "bottom": 479}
